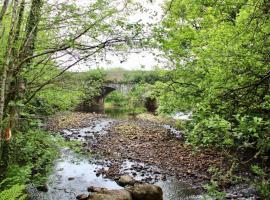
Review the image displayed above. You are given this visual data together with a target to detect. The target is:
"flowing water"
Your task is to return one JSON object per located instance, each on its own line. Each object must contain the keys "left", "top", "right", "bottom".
{"left": 39, "top": 148, "right": 200, "bottom": 200}
{"left": 37, "top": 108, "right": 201, "bottom": 200}
{"left": 41, "top": 149, "right": 122, "bottom": 200}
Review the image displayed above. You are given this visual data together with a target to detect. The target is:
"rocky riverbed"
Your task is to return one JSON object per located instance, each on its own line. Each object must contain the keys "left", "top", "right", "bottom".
{"left": 41, "top": 112, "right": 258, "bottom": 200}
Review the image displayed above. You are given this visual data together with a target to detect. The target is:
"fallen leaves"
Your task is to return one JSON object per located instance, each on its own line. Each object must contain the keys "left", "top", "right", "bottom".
{"left": 47, "top": 112, "right": 105, "bottom": 132}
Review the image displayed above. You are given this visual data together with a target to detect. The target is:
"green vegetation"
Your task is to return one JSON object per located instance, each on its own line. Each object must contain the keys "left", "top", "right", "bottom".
{"left": 0, "top": 0, "right": 139, "bottom": 197}
{"left": 106, "top": 0, "right": 270, "bottom": 197}
{"left": 0, "top": 0, "right": 269, "bottom": 199}
{"left": 0, "top": 128, "right": 60, "bottom": 199}
{"left": 0, "top": 67, "right": 105, "bottom": 198}
{"left": 106, "top": 91, "right": 128, "bottom": 107}
{"left": 0, "top": 185, "right": 26, "bottom": 200}
{"left": 105, "top": 72, "right": 158, "bottom": 115}
{"left": 152, "top": 0, "right": 270, "bottom": 198}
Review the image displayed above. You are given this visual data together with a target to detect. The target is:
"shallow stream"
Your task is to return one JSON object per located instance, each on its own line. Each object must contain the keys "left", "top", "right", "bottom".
{"left": 38, "top": 109, "right": 201, "bottom": 200}
{"left": 40, "top": 148, "right": 199, "bottom": 200}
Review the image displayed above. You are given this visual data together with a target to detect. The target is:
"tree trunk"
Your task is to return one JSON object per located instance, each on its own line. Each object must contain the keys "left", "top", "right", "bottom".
{"left": 20, "top": 0, "right": 43, "bottom": 60}
{"left": 1, "top": 0, "right": 43, "bottom": 165}
{"left": 0, "top": 0, "right": 10, "bottom": 30}
{"left": 0, "top": 0, "right": 19, "bottom": 167}
{"left": 0, "top": 0, "right": 19, "bottom": 131}
{"left": 5, "top": 0, "right": 26, "bottom": 118}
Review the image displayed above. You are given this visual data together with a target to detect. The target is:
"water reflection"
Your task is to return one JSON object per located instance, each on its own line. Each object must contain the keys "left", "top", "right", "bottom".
{"left": 41, "top": 149, "right": 122, "bottom": 200}
{"left": 41, "top": 149, "right": 201, "bottom": 200}
{"left": 105, "top": 106, "right": 129, "bottom": 119}
{"left": 39, "top": 108, "right": 201, "bottom": 200}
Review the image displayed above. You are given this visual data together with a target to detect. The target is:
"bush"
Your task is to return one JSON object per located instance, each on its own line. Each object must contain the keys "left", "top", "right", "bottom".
{"left": 0, "top": 165, "right": 31, "bottom": 189}
{"left": 188, "top": 114, "right": 233, "bottom": 147}
{"left": 251, "top": 165, "right": 270, "bottom": 199}
{"left": 1, "top": 129, "right": 59, "bottom": 189}
{"left": 105, "top": 91, "right": 128, "bottom": 107}
{"left": 203, "top": 180, "right": 226, "bottom": 200}
{"left": 0, "top": 184, "right": 27, "bottom": 200}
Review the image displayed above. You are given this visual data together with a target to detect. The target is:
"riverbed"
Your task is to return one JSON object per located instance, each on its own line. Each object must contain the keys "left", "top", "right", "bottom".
{"left": 40, "top": 110, "right": 257, "bottom": 200}
{"left": 40, "top": 112, "right": 202, "bottom": 200}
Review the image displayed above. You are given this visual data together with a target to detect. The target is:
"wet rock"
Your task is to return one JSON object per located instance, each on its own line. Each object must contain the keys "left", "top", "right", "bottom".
{"left": 96, "top": 172, "right": 101, "bottom": 177}
{"left": 89, "top": 189, "right": 132, "bottom": 200}
{"left": 117, "top": 175, "right": 135, "bottom": 187}
{"left": 76, "top": 193, "right": 89, "bottom": 200}
{"left": 36, "top": 183, "right": 49, "bottom": 192}
{"left": 161, "top": 175, "right": 167, "bottom": 181}
{"left": 225, "top": 183, "right": 258, "bottom": 200}
{"left": 128, "top": 184, "right": 163, "bottom": 200}
{"left": 87, "top": 186, "right": 104, "bottom": 193}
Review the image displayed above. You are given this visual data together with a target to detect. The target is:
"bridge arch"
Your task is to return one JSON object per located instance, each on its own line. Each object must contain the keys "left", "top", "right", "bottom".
{"left": 75, "top": 83, "right": 133, "bottom": 113}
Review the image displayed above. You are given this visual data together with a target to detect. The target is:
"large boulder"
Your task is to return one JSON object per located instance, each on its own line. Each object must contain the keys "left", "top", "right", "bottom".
{"left": 117, "top": 175, "right": 135, "bottom": 187}
{"left": 87, "top": 186, "right": 104, "bottom": 193}
{"left": 128, "top": 183, "right": 163, "bottom": 200}
{"left": 36, "top": 183, "right": 49, "bottom": 192}
{"left": 89, "top": 189, "right": 132, "bottom": 200}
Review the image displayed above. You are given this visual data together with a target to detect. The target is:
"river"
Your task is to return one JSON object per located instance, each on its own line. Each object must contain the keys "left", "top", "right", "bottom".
{"left": 35, "top": 107, "right": 203, "bottom": 200}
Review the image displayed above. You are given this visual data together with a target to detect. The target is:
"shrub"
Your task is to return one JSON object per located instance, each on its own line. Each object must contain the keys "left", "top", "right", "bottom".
{"left": 0, "top": 184, "right": 27, "bottom": 200}
{"left": 1, "top": 129, "right": 59, "bottom": 188}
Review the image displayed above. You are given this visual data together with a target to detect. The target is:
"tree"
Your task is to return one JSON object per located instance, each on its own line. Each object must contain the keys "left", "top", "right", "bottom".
{"left": 155, "top": 0, "right": 269, "bottom": 160}
{"left": 0, "top": 0, "right": 144, "bottom": 166}
{"left": 154, "top": 0, "right": 269, "bottom": 196}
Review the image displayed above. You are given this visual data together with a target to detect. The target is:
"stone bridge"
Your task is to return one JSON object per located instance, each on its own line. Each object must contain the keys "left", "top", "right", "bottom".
{"left": 76, "top": 82, "right": 133, "bottom": 112}
{"left": 103, "top": 83, "right": 133, "bottom": 96}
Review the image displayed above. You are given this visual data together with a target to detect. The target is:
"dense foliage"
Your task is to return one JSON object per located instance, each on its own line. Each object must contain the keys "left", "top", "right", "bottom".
{"left": 0, "top": 184, "right": 26, "bottom": 200}
{"left": 153, "top": 0, "right": 270, "bottom": 197}
{"left": 0, "top": 0, "right": 269, "bottom": 199}
{"left": 0, "top": 128, "right": 60, "bottom": 199}
{"left": 0, "top": 0, "right": 141, "bottom": 198}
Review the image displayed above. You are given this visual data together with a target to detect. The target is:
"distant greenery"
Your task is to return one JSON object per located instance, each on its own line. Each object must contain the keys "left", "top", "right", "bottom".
{"left": 105, "top": 91, "right": 128, "bottom": 107}
{"left": 104, "top": 67, "right": 167, "bottom": 84}
{"left": 122, "top": 69, "right": 167, "bottom": 84}
{"left": 26, "top": 69, "right": 106, "bottom": 116}
{"left": 105, "top": 83, "right": 157, "bottom": 115}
